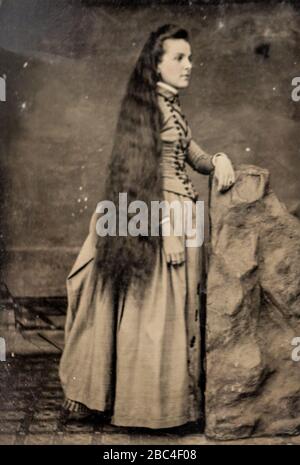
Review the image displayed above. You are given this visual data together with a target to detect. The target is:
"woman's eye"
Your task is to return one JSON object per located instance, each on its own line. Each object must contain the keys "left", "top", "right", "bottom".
{"left": 175, "top": 55, "right": 192, "bottom": 63}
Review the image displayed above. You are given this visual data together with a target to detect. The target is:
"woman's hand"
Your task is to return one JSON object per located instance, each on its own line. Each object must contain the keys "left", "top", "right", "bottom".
{"left": 161, "top": 219, "right": 185, "bottom": 266}
{"left": 213, "top": 153, "right": 236, "bottom": 192}
{"left": 163, "top": 234, "right": 185, "bottom": 266}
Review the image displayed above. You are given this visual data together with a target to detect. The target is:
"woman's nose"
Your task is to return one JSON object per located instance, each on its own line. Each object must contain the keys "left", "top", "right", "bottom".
{"left": 184, "top": 60, "right": 192, "bottom": 70}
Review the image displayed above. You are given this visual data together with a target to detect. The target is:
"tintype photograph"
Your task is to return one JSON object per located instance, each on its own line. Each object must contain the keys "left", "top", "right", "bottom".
{"left": 0, "top": 0, "right": 300, "bottom": 448}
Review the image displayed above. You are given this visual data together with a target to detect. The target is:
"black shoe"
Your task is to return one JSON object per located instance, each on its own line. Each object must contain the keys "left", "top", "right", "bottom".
{"left": 59, "top": 406, "right": 94, "bottom": 425}
{"left": 93, "top": 410, "right": 112, "bottom": 425}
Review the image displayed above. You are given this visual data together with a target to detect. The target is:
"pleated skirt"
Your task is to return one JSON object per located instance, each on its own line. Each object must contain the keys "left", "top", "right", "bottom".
{"left": 59, "top": 190, "right": 205, "bottom": 429}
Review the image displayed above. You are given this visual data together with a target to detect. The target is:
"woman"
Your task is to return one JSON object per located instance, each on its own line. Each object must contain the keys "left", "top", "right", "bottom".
{"left": 59, "top": 24, "right": 235, "bottom": 429}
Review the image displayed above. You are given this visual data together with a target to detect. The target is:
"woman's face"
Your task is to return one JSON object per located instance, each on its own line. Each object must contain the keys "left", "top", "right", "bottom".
{"left": 157, "top": 38, "right": 192, "bottom": 90}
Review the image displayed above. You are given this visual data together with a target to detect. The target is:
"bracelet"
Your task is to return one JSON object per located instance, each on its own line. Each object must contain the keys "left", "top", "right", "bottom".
{"left": 161, "top": 216, "right": 171, "bottom": 226}
{"left": 212, "top": 152, "right": 228, "bottom": 167}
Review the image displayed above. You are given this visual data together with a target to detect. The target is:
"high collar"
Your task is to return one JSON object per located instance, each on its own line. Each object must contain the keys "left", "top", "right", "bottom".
{"left": 156, "top": 81, "right": 180, "bottom": 105}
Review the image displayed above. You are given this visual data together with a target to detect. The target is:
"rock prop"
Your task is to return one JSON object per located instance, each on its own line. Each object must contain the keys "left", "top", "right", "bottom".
{"left": 205, "top": 164, "right": 300, "bottom": 439}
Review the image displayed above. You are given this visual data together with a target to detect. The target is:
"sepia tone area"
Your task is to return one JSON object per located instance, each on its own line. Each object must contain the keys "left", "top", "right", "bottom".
{"left": 0, "top": 0, "right": 300, "bottom": 445}
{"left": 0, "top": 0, "right": 299, "bottom": 296}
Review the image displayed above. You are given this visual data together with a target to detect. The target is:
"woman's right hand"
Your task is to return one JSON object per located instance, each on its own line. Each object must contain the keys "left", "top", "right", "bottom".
{"left": 213, "top": 153, "right": 236, "bottom": 192}
{"left": 162, "top": 234, "right": 185, "bottom": 266}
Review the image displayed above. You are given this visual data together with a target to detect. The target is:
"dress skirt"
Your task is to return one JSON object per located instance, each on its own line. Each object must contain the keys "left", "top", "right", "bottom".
{"left": 59, "top": 190, "right": 205, "bottom": 429}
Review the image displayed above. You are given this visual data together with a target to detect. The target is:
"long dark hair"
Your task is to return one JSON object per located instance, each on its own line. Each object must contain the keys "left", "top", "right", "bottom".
{"left": 95, "top": 24, "right": 190, "bottom": 299}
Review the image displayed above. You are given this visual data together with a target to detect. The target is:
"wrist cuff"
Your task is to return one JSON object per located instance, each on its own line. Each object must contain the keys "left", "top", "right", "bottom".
{"left": 212, "top": 152, "right": 228, "bottom": 167}
{"left": 161, "top": 216, "right": 171, "bottom": 226}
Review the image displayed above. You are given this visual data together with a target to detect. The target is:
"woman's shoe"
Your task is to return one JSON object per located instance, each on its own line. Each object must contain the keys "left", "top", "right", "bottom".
{"left": 93, "top": 410, "right": 112, "bottom": 425}
{"left": 59, "top": 406, "right": 94, "bottom": 425}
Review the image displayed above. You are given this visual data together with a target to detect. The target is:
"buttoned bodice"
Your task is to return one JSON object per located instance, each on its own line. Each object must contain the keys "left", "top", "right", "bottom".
{"left": 156, "top": 82, "right": 215, "bottom": 200}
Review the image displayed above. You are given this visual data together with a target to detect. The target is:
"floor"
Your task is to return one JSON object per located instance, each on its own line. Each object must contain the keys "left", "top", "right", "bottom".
{"left": 1, "top": 295, "right": 300, "bottom": 445}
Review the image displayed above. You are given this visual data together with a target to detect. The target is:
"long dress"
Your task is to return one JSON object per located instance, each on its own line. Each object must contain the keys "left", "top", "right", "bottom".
{"left": 58, "top": 81, "right": 216, "bottom": 429}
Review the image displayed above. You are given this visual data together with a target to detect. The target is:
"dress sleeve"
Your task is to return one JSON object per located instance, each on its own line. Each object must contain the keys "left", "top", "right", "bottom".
{"left": 186, "top": 139, "right": 215, "bottom": 175}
